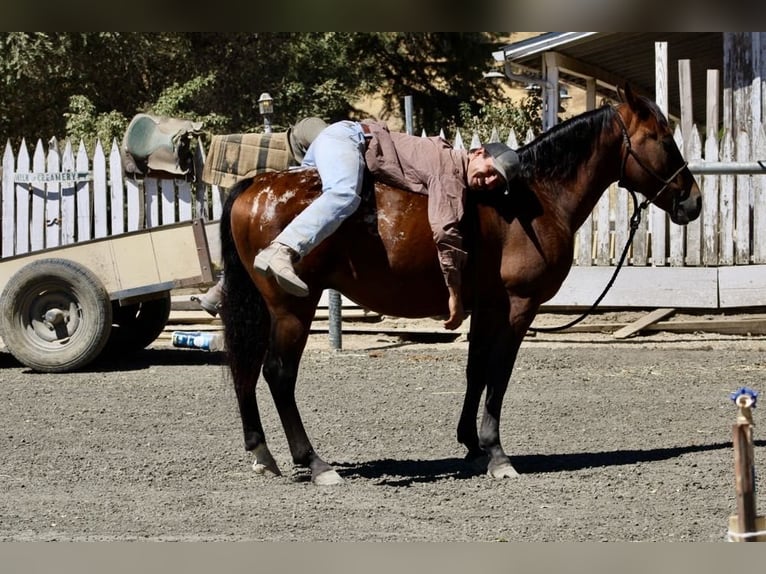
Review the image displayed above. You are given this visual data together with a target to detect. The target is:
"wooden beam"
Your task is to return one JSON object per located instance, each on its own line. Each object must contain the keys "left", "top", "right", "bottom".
{"left": 612, "top": 308, "right": 675, "bottom": 339}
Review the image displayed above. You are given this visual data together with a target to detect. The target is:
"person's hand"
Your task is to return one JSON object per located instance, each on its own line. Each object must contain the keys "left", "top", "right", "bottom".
{"left": 444, "top": 289, "right": 464, "bottom": 331}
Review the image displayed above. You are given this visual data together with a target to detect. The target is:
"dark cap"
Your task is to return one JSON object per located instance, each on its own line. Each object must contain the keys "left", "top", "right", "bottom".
{"left": 483, "top": 142, "right": 519, "bottom": 191}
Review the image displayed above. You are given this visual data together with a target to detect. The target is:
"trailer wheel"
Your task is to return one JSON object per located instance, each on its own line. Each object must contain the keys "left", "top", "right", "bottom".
{"left": 107, "top": 291, "right": 171, "bottom": 352}
{"left": 0, "top": 258, "right": 112, "bottom": 373}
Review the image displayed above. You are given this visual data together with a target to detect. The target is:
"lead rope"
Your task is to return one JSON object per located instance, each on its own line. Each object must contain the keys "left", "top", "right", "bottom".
{"left": 528, "top": 189, "right": 643, "bottom": 333}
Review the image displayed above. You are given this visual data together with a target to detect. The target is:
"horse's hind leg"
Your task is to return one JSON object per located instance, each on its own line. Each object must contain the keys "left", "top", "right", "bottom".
{"left": 235, "top": 365, "right": 282, "bottom": 477}
{"left": 263, "top": 311, "right": 343, "bottom": 486}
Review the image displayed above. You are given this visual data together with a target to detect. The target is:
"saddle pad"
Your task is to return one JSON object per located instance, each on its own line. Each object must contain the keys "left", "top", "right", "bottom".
{"left": 201, "top": 132, "right": 295, "bottom": 188}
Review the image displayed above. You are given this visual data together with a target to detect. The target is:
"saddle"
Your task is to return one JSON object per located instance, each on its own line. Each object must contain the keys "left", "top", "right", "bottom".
{"left": 121, "top": 113, "right": 204, "bottom": 178}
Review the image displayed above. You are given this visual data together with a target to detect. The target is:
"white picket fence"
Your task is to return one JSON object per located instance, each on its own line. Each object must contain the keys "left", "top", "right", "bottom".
{"left": 1, "top": 118, "right": 765, "bottom": 309}
{"left": 1, "top": 137, "right": 222, "bottom": 259}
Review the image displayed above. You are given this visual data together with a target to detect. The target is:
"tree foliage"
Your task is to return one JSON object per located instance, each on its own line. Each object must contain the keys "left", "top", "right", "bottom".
{"left": 0, "top": 32, "right": 539, "bottom": 150}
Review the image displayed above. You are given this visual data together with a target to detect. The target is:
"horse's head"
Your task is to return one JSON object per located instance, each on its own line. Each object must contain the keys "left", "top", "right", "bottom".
{"left": 615, "top": 84, "right": 702, "bottom": 225}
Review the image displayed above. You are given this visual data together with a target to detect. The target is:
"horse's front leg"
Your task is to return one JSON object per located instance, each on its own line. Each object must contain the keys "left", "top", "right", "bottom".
{"left": 460, "top": 296, "right": 538, "bottom": 478}
{"left": 262, "top": 310, "right": 344, "bottom": 486}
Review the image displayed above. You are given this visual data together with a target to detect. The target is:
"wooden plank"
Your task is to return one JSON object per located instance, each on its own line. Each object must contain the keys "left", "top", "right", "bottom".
{"left": 719, "top": 130, "right": 735, "bottom": 265}
{"left": 612, "top": 308, "right": 675, "bottom": 339}
{"left": 719, "top": 264, "right": 766, "bottom": 307}
{"left": 543, "top": 266, "right": 718, "bottom": 308}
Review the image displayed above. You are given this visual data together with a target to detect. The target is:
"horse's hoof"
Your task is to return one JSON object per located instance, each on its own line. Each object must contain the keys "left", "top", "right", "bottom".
{"left": 313, "top": 469, "right": 344, "bottom": 486}
{"left": 253, "top": 461, "right": 282, "bottom": 477}
{"left": 487, "top": 463, "right": 520, "bottom": 478}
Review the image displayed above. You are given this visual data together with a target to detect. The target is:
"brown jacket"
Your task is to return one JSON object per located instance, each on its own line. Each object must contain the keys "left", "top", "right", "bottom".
{"left": 362, "top": 121, "right": 469, "bottom": 288}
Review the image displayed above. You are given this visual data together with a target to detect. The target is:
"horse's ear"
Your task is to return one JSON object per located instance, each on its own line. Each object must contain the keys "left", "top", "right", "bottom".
{"left": 617, "top": 84, "right": 626, "bottom": 103}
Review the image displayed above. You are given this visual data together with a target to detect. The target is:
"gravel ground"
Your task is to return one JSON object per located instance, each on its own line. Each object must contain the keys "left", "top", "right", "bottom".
{"left": 1, "top": 319, "right": 764, "bottom": 542}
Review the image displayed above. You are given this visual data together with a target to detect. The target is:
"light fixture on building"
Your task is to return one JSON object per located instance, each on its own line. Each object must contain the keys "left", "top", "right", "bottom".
{"left": 258, "top": 92, "right": 274, "bottom": 134}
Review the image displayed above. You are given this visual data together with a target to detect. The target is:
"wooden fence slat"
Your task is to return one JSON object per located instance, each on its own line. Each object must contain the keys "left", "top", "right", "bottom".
{"left": 60, "top": 139, "right": 76, "bottom": 245}
{"left": 75, "top": 140, "right": 91, "bottom": 243}
{"left": 30, "top": 140, "right": 45, "bottom": 252}
{"left": 684, "top": 125, "right": 703, "bottom": 266}
{"left": 719, "top": 130, "right": 735, "bottom": 265}
{"left": 160, "top": 179, "right": 176, "bottom": 225}
{"left": 752, "top": 124, "right": 766, "bottom": 263}
{"left": 93, "top": 140, "right": 108, "bottom": 239}
{"left": 595, "top": 190, "right": 610, "bottom": 265}
{"left": 44, "top": 140, "right": 61, "bottom": 249}
{"left": 735, "top": 130, "right": 751, "bottom": 264}
{"left": 109, "top": 140, "right": 125, "bottom": 235}
{"left": 702, "top": 130, "right": 721, "bottom": 265}
{"left": 177, "top": 180, "right": 193, "bottom": 222}
{"left": 3, "top": 141, "right": 17, "bottom": 257}
{"left": 669, "top": 126, "right": 686, "bottom": 266}
{"left": 13, "top": 142, "right": 30, "bottom": 256}
{"left": 126, "top": 177, "right": 141, "bottom": 232}
{"left": 575, "top": 212, "right": 593, "bottom": 266}
{"left": 613, "top": 183, "right": 629, "bottom": 264}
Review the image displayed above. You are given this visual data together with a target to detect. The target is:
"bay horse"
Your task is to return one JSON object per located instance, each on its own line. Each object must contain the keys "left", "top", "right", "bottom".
{"left": 219, "top": 85, "right": 702, "bottom": 485}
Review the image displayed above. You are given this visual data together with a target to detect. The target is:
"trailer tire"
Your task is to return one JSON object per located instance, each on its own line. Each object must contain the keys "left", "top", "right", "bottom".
{"left": 107, "top": 291, "right": 171, "bottom": 352}
{"left": 0, "top": 258, "right": 112, "bottom": 373}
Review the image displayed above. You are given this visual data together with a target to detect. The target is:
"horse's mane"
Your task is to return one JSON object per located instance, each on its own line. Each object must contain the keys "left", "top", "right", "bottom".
{"left": 517, "top": 104, "right": 617, "bottom": 183}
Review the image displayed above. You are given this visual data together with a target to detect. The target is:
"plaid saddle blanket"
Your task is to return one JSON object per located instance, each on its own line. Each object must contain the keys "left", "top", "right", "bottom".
{"left": 201, "top": 132, "right": 297, "bottom": 188}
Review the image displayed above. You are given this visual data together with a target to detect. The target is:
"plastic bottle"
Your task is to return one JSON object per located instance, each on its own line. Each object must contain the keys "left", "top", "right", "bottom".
{"left": 171, "top": 331, "right": 223, "bottom": 351}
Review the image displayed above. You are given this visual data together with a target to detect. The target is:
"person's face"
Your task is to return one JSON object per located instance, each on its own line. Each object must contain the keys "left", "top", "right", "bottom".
{"left": 466, "top": 149, "right": 505, "bottom": 191}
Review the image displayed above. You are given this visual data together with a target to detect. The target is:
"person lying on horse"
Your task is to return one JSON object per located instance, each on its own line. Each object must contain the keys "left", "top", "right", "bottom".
{"left": 253, "top": 119, "right": 520, "bottom": 330}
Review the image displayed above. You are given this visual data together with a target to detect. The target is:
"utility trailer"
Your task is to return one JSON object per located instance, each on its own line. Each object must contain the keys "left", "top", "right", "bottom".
{"left": 0, "top": 219, "right": 216, "bottom": 372}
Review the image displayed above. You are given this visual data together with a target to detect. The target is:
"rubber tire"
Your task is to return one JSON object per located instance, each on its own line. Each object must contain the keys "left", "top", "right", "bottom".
{"left": 0, "top": 258, "right": 112, "bottom": 373}
{"left": 106, "top": 291, "right": 171, "bottom": 352}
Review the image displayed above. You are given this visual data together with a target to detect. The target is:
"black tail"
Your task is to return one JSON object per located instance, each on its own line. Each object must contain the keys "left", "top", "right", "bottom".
{"left": 219, "top": 179, "right": 270, "bottom": 383}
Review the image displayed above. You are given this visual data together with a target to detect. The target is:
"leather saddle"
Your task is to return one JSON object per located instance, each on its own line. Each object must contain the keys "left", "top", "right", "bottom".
{"left": 121, "top": 113, "right": 204, "bottom": 178}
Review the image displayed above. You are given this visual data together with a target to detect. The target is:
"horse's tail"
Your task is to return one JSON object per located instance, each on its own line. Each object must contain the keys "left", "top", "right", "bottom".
{"left": 219, "top": 178, "right": 270, "bottom": 382}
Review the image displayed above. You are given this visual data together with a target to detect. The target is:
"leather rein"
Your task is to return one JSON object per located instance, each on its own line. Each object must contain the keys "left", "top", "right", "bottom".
{"left": 528, "top": 108, "right": 688, "bottom": 334}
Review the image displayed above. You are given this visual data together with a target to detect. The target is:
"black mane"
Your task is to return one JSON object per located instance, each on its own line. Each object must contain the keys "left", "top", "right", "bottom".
{"left": 518, "top": 105, "right": 617, "bottom": 182}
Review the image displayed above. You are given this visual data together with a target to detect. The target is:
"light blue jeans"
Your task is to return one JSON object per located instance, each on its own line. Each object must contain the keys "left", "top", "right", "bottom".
{"left": 274, "top": 120, "right": 366, "bottom": 257}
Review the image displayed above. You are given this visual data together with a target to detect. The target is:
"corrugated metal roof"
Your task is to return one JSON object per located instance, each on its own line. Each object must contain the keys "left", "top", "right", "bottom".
{"left": 495, "top": 32, "right": 723, "bottom": 128}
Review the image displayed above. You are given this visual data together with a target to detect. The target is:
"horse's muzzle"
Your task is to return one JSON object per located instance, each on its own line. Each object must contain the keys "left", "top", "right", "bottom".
{"left": 671, "top": 182, "right": 702, "bottom": 225}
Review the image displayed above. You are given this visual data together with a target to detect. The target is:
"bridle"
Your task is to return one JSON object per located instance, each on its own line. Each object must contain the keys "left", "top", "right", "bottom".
{"left": 613, "top": 108, "right": 688, "bottom": 210}
{"left": 528, "top": 108, "right": 689, "bottom": 335}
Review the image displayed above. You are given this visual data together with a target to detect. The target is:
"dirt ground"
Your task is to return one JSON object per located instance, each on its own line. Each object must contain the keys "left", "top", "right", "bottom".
{"left": 1, "top": 314, "right": 764, "bottom": 542}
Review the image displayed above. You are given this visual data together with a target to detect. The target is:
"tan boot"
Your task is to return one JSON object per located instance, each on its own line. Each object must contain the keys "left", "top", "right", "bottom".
{"left": 253, "top": 242, "right": 309, "bottom": 297}
{"left": 195, "top": 279, "right": 223, "bottom": 316}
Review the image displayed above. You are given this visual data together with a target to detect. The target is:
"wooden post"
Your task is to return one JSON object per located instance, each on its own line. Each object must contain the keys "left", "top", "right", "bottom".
{"left": 728, "top": 387, "right": 764, "bottom": 541}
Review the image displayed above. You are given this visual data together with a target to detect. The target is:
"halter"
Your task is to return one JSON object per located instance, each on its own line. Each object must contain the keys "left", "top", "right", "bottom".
{"left": 613, "top": 108, "right": 688, "bottom": 210}
{"left": 529, "top": 108, "right": 688, "bottom": 334}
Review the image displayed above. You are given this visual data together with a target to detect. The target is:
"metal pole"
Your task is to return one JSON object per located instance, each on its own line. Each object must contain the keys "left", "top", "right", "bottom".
{"left": 328, "top": 290, "right": 342, "bottom": 350}
{"left": 687, "top": 161, "right": 766, "bottom": 174}
{"left": 404, "top": 95, "right": 414, "bottom": 135}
